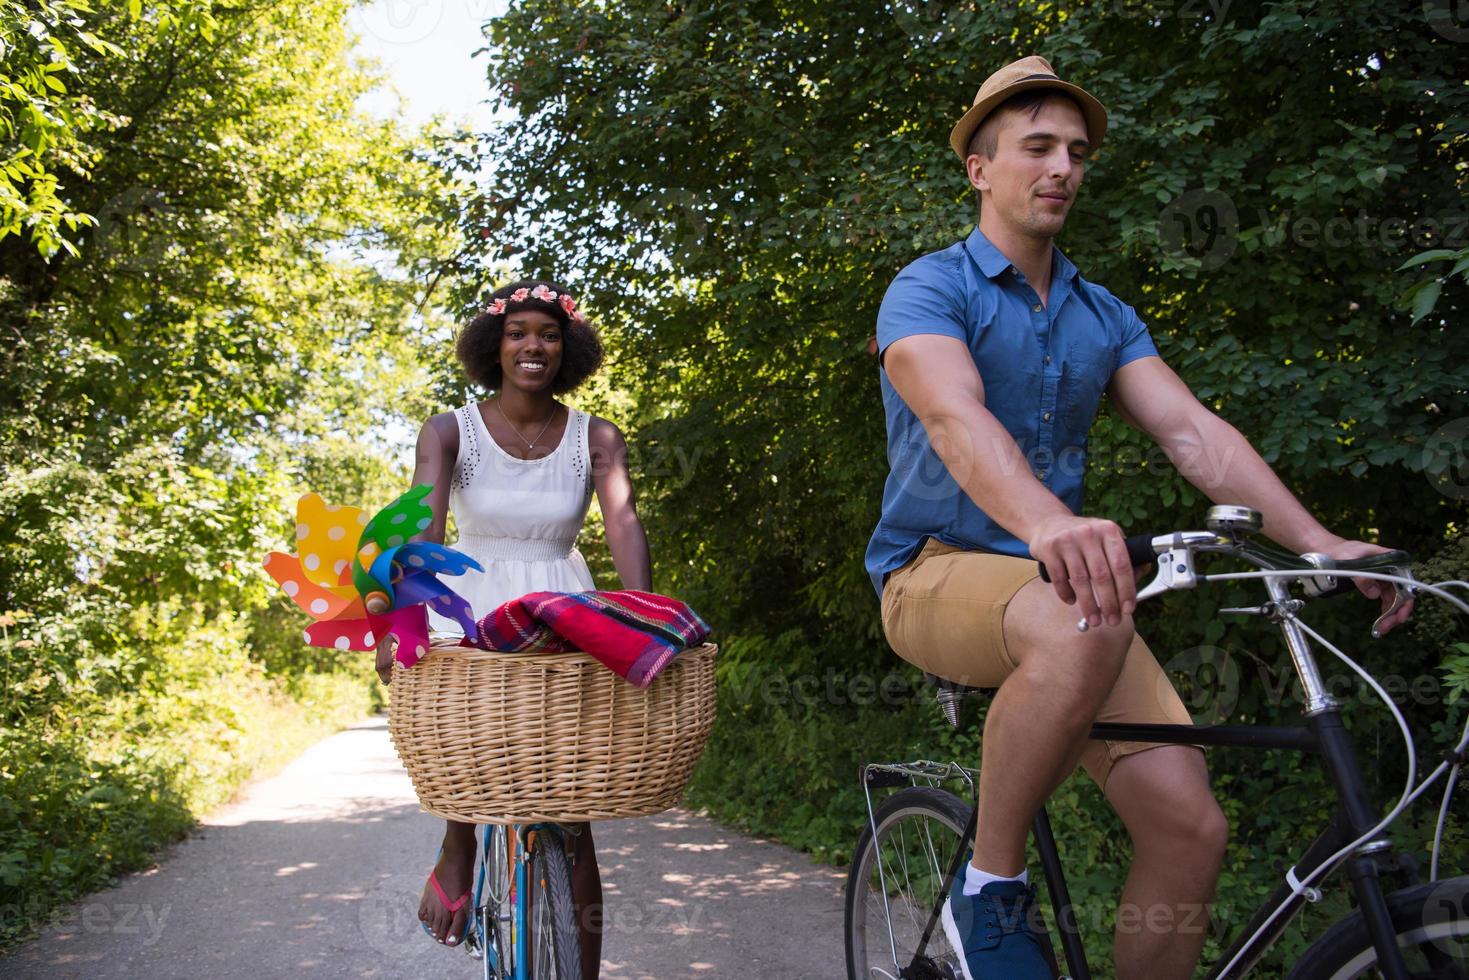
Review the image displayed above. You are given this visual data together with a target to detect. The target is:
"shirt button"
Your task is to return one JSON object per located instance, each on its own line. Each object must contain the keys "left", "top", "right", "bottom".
{"left": 1032, "top": 303, "right": 1043, "bottom": 313}
{"left": 1044, "top": 354, "right": 1052, "bottom": 365}
{"left": 1042, "top": 411, "right": 1053, "bottom": 422}
{"left": 1037, "top": 469, "right": 1049, "bottom": 480}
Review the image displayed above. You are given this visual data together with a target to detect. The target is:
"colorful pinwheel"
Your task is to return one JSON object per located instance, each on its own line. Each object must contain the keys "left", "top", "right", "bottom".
{"left": 263, "top": 484, "right": 481, "bottom": 669}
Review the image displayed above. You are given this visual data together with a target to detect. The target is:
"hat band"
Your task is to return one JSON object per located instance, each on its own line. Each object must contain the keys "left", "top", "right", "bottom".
{"left": 1017, "top": 73, "right": 1059, "bottom": 82}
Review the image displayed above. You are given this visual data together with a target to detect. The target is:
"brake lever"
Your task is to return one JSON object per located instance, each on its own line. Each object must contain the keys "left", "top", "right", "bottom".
{"left": 1370, "top": 568, "right": 1417, "bottom": 639}
{"left": 1075, "top": 546, "right": 1199, "bottom": 633}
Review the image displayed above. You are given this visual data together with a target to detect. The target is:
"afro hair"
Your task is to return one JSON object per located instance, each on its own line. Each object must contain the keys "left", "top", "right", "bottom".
{"left": 455, "top": 279, "right": 604, "bottom": 393}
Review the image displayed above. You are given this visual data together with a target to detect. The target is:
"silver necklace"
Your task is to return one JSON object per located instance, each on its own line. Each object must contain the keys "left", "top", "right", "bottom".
{"left": 495, "top": 398, "right": 558, "bottom": 450}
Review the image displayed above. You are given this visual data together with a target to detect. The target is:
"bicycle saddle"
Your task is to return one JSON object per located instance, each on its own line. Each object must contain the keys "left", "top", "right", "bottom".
{"left": 923, "top": 672, "right": 991, "bottom": 697}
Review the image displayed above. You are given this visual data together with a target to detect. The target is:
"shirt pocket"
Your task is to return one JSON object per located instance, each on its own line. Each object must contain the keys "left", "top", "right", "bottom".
{"left": 1058, "top": 340, "right": 1113, "bottom": 436}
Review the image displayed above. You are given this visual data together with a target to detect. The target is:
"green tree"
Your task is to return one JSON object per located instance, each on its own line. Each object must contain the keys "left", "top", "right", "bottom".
{"left": 0, "top": 0, "right": 471, "bottom": 947}
{"left": 464, "top": 0, "right": 1468, "bottom": 970}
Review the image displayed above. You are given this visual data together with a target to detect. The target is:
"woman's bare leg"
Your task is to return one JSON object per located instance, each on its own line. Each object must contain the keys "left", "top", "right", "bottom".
{"left": 419, "top": 819, "right": 477, "bottom": 944}
{"left": 570, "top": 822, "right": 602, "bottom": 979}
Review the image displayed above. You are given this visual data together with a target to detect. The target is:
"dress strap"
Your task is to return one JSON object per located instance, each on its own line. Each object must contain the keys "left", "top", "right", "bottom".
{"left": 451, "top": 403, "right": 483, "bottom": 492}
{"left": 569, "top": 409, "right": 591, "bottom": 493}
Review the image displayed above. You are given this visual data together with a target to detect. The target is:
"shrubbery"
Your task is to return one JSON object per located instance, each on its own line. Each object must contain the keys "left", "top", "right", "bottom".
{"left": 469, "top": 0, "right": 1468, "bottom": 971}
{"left": 0, "top": 0, "right": 463, "bottom": 950}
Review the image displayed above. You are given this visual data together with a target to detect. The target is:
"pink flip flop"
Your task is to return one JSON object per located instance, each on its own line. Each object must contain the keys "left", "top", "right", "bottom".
{"left": 421, "top": 863, "right": 471, "bottom": 945}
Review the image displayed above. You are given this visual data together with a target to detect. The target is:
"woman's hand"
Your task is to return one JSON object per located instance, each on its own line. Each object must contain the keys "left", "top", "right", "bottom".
{"left": 375, "top": 633, "right": 397, "bottom": 685}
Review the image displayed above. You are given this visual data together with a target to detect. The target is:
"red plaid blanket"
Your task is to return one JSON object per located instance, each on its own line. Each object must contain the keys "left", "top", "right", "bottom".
{"left": 469, "top": 590, "right": 711, "bottom": 688}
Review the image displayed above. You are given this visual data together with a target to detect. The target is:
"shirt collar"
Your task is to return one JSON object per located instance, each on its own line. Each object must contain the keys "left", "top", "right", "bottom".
{"left": 964, "top": 226, "right": 1079, "bottom": 285}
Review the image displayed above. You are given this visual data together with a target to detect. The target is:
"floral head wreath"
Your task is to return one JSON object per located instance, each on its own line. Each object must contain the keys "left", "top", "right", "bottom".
{"left": 486, "top": 284, "right": 583, "bottom": 321}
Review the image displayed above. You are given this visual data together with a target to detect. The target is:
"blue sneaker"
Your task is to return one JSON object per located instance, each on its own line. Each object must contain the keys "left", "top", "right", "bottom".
{"left": 940, "top": 872, "right": 1052, "bottom": 979}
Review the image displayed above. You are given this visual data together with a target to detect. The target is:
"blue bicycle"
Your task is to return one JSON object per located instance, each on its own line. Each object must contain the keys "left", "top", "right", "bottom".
{"left": 460, "top": 821, "right": 582, "bottom": 980}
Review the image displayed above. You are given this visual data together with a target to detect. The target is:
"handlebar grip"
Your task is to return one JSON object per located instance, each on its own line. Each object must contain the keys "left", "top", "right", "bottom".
{"left": 1037, "top": 532, "right": 1159, "bottom": 584}
{"left": 1311, "top": 577, "right": 1358, "bottom": 599}
{"left": 1307, "top": 550, "right": 1412, "bottom": 598}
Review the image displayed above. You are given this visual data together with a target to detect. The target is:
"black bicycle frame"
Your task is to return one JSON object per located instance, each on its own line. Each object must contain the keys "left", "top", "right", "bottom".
{"left": 1014, "top": 709, "right": 1422, "bottom": 980}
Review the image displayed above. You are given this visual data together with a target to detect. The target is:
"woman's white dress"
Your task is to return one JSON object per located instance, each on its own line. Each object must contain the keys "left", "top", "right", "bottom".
{"left": 427, "top": 402, "right": 596, "bottom": 637}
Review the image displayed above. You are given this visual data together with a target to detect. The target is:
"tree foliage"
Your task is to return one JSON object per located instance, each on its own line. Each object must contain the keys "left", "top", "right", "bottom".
{"left": 469, "top": 0, "right": 1468, "bottom": 969}
{"left": 0, "top": 0, "right": 466, "bottom": 947}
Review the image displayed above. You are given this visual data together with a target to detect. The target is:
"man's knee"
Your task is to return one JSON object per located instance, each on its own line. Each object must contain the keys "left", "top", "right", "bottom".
{"left": 1015, "top": 616, "right": 1134, "bottom": 693}
{"left": 1119, "top": 754, "right": 1229, "bottom": 862}
{"left": 1164, "top": 793, "right": 1229, "bottom": 862}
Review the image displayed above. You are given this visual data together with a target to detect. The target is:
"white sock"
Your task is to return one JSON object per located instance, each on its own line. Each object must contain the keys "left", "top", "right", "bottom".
{"left": 962, "top": 862, "right": 1028, "bottom": 896}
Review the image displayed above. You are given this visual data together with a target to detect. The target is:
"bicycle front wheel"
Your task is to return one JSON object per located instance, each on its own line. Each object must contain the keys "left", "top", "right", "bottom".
{"left": 528, "top": 828, "right": 583, "bottom": 980}
{"left": 845, "top": 785, "right": 972, "bottom": 980}
{"left": 1289, "top": 876, "right": 1469, "bottom": 979}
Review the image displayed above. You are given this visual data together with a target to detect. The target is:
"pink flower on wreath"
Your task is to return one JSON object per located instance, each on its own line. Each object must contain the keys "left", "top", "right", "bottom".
{"left": 510, "top": 287, "right": 530, "bottom": 302}
{"left": 531, "top": 284, "right": 557, "bottom": 303}
{"left": 487, "top": 298, "right": 507, "bottom": 316}
{"left": 558, "top": 293, "right": 577, "bottom": 317}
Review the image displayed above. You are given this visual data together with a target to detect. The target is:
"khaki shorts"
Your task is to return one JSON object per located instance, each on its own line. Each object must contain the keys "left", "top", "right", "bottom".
{"left": 881, "top": 538, "right": 1197, "bottom": 791}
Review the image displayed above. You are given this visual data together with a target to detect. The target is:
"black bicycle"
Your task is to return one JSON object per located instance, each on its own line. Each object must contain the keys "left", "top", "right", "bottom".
{"left": 844, "top": 505, "right": 1469, "bottom": 979}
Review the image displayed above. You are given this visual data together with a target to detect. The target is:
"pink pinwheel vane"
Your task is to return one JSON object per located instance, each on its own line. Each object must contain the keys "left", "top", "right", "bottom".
{"left": 263, "top": 484, "right": 480, "bottom": 669}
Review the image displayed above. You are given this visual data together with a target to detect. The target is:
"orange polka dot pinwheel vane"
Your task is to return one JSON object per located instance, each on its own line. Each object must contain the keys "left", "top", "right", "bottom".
{"left": 262, "top": 484, "right": 481, "bottom": 669}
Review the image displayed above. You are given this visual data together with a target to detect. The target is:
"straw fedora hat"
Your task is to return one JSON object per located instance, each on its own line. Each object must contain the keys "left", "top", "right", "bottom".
{"left": 948, "top": 55, "right": 1108, "bottom": 161}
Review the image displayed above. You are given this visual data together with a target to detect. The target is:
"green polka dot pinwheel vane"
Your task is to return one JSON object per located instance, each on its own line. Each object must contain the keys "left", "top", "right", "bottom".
{"left": 262, "top": 484, "right": 481, "bottom": 668}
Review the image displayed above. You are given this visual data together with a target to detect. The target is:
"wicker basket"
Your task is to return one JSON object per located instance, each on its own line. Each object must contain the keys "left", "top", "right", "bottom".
{"left": 386, "top": 641, "right": 718, "bottom": 823}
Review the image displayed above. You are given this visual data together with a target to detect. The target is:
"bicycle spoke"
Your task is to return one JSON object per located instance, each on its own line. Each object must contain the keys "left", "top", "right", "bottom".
{"left": 848, "top": 789, "right": 968, "bottom": 979}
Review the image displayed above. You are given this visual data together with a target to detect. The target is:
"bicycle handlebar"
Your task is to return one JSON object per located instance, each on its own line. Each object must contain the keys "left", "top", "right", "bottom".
{"left": 1035, "top": 532, "right": 1158, "bottom": 584}
{"left": 1037, "top": 534, "right": 1411, "bottom": 592}
{"left": 1032, "top": 510, "right": 1416, "bottom": 635}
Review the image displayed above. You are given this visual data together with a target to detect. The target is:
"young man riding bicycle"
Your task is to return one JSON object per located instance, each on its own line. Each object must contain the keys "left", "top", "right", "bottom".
{"left": 865, "top": 55, "right": 1415, "bottom": 980}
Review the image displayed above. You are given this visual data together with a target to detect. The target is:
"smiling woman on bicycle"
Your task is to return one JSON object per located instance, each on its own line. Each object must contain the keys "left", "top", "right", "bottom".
{"left": 376, "top": 279, "right": 652, "bottom": 980}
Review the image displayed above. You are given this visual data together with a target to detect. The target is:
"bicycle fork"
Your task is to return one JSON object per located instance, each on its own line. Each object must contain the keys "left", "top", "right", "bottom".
{"left": 1309, "top": 711, "right": 1414, "bottom": 980}
{"left": 1203, "top": 709, "right": 1418, "bottom": 979}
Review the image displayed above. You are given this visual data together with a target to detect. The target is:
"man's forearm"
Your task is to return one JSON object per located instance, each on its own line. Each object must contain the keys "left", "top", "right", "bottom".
{"left": 1166, "top": 410, "right": 1338, "bottom": 554}
{"left": 922, "top": 399, "right": 1074, "bottom": 543}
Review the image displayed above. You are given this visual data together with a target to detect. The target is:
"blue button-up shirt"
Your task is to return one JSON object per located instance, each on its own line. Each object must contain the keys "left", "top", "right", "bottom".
{"left": 865, "top": 227, "right": 1159, "bottom": 596}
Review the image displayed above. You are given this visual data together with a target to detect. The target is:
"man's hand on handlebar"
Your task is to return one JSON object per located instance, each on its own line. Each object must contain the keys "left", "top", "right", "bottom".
{"left": 1029, "top": 516, "right": 1139, "bottom": 629}
{"left": 1316, "top": 537, "right": 1416, "bottom": 635}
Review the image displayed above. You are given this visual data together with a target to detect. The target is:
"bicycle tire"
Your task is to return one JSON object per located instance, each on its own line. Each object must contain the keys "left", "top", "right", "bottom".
{"left": 845, "top": 785, "right": 973, "bottom": 980}
{"left": 1287, "top": 876, "right": 1469, "bottom": 979}
{"left": 528, "top": 828, "right": 583, "bottom": 980}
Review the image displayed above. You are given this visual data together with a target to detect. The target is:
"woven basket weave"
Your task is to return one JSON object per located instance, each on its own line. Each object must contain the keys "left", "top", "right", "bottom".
{"left": 387, "top": 641, "right": 718, "bottom": 824}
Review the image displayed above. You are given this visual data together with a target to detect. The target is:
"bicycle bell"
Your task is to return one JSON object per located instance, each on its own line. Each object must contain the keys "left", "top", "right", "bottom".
{"left": 1205, "top": 505, "right": 1264, "bottom": 539}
